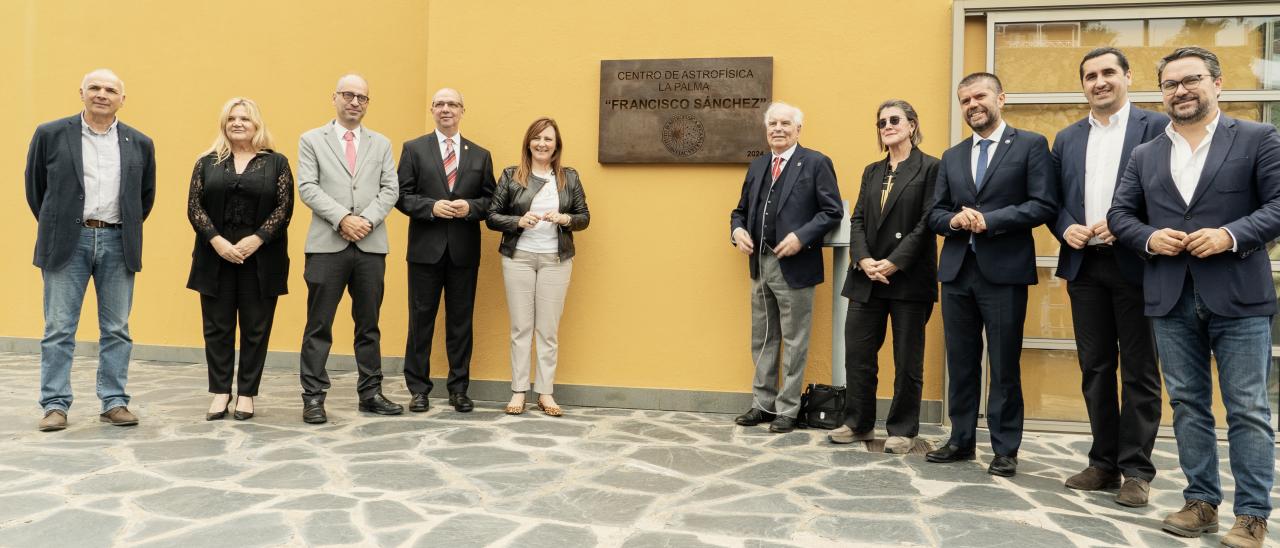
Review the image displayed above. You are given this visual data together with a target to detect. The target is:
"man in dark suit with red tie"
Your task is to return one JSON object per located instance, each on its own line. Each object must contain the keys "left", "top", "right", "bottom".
{"left": 1109, "top": 46, "right": 1280, "bottom": 546}
{"left": 395, "top": 88, "right": 497, "bottom": 413}
{"left": 925, "top": 72, "right": 1057, "bottom": 477}
{"left": 1051, "top": 47, "right": 1167, "bottom": 507}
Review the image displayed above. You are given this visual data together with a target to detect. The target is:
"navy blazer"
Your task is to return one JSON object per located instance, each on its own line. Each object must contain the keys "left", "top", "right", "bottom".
{"left": 1052, "top": 106, "right": 1168, "bottom": 284}
{"left": 927, "top": 125, "right": 1057, "bottom": 285}
{"left": 729, "top": 144, "right": 843, "bottom": 288}
{"left": 25, "top": 114, "right": 157, "bottom": 272}
{"left": 1108, "top": 114, "right": 1280, "bottom": 318}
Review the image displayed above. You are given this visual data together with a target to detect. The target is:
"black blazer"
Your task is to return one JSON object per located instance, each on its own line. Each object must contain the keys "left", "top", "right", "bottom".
{"left": 842, "top": 147, "right": 939, "bottom": 303}
{"left": 186, "top": 151, "right": 294, "bottom": 297}
{"left": 395, "top": 131, "right": 497, "bottom": 266}
{"left": 1109, "top": 115, "right": 1280, "bottom": 318}
{"left": 485, "top": 166, "right": 590, "bottom": 261}
{"left": 927, "top": 124, "right": 1057, "bottom": 285}
{"left": 729, "top": 145, "right": 844, "bottom": 288}
{"left": 25, "top": 114, "right": 156, "bottom": 272}
{"left": 1052, "top": 106, "right": 1168, "bottom": 285}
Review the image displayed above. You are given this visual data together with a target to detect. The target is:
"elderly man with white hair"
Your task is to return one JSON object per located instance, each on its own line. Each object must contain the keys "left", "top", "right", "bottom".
{"left": 25, "top": 68, "right": 157, "bottom": 431}
{"left": 729, "top": 102, "right": 843, "bottom": 433}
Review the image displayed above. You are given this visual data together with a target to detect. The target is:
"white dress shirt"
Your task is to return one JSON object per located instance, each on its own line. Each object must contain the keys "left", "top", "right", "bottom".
{"left": 970, "top": 120, "right": 1007, "bottom": 183}
{"left": 516, "top": 173, "right": 561, "bottom": 253}
{"left": 437, "top": 132, "right": 461, "bottom": 161}
{"left": 1084, "top": 102, "right": 1131, "bottom": 245}
{"left": 1146, "top": 110, "right": 1235, "bottom": 252}
{"left": 333, "top": 120, "right": 361, "bottom": 153}
{"left": 81, "top": 113, "right": 122, "bottom": 223}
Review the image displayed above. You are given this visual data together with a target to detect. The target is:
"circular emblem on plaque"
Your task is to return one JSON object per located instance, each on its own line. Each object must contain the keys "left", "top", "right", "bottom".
{"left": 661, "top": 114, "right": 705, "bottom": 157}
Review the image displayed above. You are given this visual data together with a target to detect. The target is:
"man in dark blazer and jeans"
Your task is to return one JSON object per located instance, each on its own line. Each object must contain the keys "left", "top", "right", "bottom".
{"left": 1051, "top": 47, "right": 1167, "bottom": 507}
{"left": 729, "top": 101, "right": 843, "bottom": 433}
{"left": 25, "top": 69, "right": 156, "bottom": 431}
{"left": 926, "top": 72, "right": 1057, "bottom": 477}
{"left": 1110, "top": 46, "right": 1280, "bottom": 547}
{"left": 396, "top": 88, "right": 496, "bottom": 413}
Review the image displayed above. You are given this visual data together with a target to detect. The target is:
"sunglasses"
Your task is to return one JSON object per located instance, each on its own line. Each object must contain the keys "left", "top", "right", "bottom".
{"left": 877, "top": 116, "right": 906, "bottom": 129}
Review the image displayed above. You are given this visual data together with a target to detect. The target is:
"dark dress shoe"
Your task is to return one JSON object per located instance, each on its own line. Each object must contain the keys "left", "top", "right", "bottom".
{"left": 409, "top": 393, "right": 430, "bottom": 413}
{"left": 734, "top": 408, "right": 776, "bottom": 426}
{"left": 925, "top": 444, "right": 976, "bottom": 463}
{"left": 768, "top": 415, "right": 797, "bottom": 433}
{"left": 359, "top": 393, "right": 404, "bottom": 415}
{"left": 206, "top": 403, "right": 230, "bottom": 421}
{"left": 233, "top": 410, "right": 254, "bottom": 421}
{"left": 302, "top": 398, "right": 327, "bottom": 424}
{"left": 988, "top": 455, "right": 1018, "bottom": 477}
{"left": 448, "top": 393, "right": 474, "bottom": 413}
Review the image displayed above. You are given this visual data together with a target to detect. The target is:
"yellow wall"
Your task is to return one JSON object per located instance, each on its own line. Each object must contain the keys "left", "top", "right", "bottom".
{"left": 2, "top": 0, "right": 955, "bottom": 399}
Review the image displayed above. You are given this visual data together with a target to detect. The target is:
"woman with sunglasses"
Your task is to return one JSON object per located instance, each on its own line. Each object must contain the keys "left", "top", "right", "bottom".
{"left": 829, "top": 99, "right": 939, "bottom": 453}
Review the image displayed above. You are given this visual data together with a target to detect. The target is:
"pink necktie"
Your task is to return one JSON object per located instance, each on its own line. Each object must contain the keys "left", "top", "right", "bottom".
{"left": 771, "top": 156, "right": 784, "bottom": 181}
{"left": 444, "top": 138, "right": 457, "bottom": 191}
{"left": 343, "top": 131, "right": 357, "bottom": 174}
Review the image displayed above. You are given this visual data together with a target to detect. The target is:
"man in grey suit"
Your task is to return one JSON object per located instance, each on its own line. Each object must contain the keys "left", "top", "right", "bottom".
{"left": 297, "top": 74, "right": 403, "bottom": 424}
{"left": 24, "top": 69, "right": 155, "bottom": 432}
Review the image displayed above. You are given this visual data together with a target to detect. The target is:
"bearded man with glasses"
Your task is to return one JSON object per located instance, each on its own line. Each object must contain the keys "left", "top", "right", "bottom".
{"left": 1109, "top": 46, "right": 1280, "bottom": 548}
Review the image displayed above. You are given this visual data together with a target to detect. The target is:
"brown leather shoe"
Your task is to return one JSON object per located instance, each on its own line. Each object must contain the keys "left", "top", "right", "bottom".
{"left": 1115, "top": 477, "right": 1150, "bottom": 507}
{"left": 1221, "top": 515, "right": 1267, "bottom": 548}
{"left": 1064, "top": 466, "right": 1121, "bottom": 490}
{"left": 99, "top": 406, "right": 139, "bottom": 426}
{"left": 1162, "top": 499, "right": 1218, "bottom": 537}
{"left": 38, "top": 409, "right": 67, "bottom": 432}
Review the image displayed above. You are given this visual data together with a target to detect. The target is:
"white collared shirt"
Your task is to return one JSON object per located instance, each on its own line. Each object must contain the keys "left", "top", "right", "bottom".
{"left": 970, "top": 120, "right": 1007, "bottom": 183}
{"left": 515, "top": 173, "right": 560, "bottom": 254}
{"left": 81, "top": 113, "right": 122, "bottom": 224}
{"left": 1166, "top": 110, "right": 1220, "bottom": 206}
{"left": 1084, "top": 102, "right": 1131, "bottom": 244}
{"left": 438, "top": 132, "right": 461, "bottom": 162}
{"left": 333, "top": 121, "right": 361, "bottom": 153}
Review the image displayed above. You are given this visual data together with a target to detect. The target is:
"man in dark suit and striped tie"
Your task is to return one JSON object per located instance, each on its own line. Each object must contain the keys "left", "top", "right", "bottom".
{"left": 395, "top": 88, "right": 497, "bottom": 414}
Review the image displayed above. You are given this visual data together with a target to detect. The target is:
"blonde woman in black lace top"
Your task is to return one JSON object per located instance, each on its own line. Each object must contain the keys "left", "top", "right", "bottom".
{"left": 187, "top": 97, "right": 293, "bottom": 421}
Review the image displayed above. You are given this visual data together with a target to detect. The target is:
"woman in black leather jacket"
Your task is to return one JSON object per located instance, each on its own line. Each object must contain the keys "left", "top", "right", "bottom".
{"left": 486, "top": 117, "right": 589, "bottom": 416}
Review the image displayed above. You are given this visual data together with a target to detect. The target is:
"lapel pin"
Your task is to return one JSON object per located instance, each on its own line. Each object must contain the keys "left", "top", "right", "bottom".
{"left": 464, "top": 145, "right": 469, "bottom": 150}
{"left": 1004, "top": 139, "right": 1011, "bottom": 144}
{"left": 796, "top": 161, "right": 803, "bottom": 167}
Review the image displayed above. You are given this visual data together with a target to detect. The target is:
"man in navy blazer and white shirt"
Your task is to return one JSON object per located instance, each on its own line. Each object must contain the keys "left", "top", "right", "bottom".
{"left": 25, "top": 69, "right": 155, "bottom": 432}
{"left": 1051, "top": 47, "right": 1166, "bottom": 507}
{"left": 925, "top": 72, "right": 1057, "bottom": 477}
{"left": 1109, "top": 47, "right": 1280, "bottom": 546}
{"left": 729, "top": 102, "right": 842, "bottom": 434}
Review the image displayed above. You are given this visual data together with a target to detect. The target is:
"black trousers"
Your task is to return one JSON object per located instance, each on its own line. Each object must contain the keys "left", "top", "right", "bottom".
{"left": 1067, "top": 246, "right": 1161, "bottom": 480}
{"left": 300, "top": 245, "right": 386, "bottom": 401}
{"left": 843, "top": 296, "right": 932, "bottom": 437}
{"left": 404, "top": 255, "right": 478, "bottom": 396}
{"left": 200, "top": 258, "right": 277, "bottom": 396}
{"left": 941, "top": 251, "right": 1027, "bottom": 456}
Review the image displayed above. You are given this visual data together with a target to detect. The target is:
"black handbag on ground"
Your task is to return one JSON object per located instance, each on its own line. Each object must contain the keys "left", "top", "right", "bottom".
{"left": 797, "top": 383, "right": 845, "bottom": 429}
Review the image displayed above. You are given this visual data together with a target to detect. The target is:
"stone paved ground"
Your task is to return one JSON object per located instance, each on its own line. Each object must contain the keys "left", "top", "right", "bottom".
{"left": 0, "top": 351, "right": 1278, "bottom": 547}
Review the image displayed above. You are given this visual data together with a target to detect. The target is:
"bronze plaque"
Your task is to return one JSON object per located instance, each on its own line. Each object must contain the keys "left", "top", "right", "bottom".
{"left": 599, "top": 57, "right": 772, "bottom": 164}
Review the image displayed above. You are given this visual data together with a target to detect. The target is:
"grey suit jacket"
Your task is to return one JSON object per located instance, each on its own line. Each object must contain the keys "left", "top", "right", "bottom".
{"left": 297, "top": 122, "right": 399, "bottom": 254}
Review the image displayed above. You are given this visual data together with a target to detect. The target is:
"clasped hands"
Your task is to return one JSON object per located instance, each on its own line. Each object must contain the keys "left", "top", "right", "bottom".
{"left": 1062, "top": 220, "right": 1115, "bottom": 249}
{"left": 431, "top": 199, "right": 472, "bottom": 219}
{"left": 858, "top": 257, "right": 899, "bottom": 284}
{"left": 339, "top": 215, "right": 373, "bottom": 242}
{"left": 732, "top": 228, "right": 803, "bottom": 258}
{"left": 1148, "top": 227, "right": 1233, "bottom": 258}
{"left": 948, "top": 206, "right": 987, "bottom": 233}
{"left": 518, "top": 211, "right": 570, "bottom": 229}
{"left": 211, "top": 234, "right": 264, "bottom": 264}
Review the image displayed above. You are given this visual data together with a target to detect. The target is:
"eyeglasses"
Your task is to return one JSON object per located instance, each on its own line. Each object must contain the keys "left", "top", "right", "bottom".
{"left": 337, "top": 91, "right": 370, "bottom": 105}
{"left": 433, "top": 101, "right": 463, "bottom": 110}
{"left": 1159, "top": 74, "right": 1212, "bottom": 94}
{"left": 876, "top": 116, "right": 904, "bottom": 129}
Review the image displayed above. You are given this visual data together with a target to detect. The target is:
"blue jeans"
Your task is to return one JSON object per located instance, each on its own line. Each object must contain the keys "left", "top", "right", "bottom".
{"left": 40, "top": 227, "right": 135, "bottom": 413}
{"left": 1152, "top": 280, "right": 1274, "bottom": 518}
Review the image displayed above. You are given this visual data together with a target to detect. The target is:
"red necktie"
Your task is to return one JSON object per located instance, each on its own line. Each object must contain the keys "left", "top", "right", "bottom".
{"left": 343, "top": 130, "right": 356, "bottom": 174}
{"left": 444, "top": 138, "right": 457, "bottom": 191}
{"left": 771, "top": 156, "right": 784, "bottom": 181}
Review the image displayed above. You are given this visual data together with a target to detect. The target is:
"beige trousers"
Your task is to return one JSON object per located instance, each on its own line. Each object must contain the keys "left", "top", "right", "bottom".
{"left": 501, "top": 250, "right": 573, "bottom": 394}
